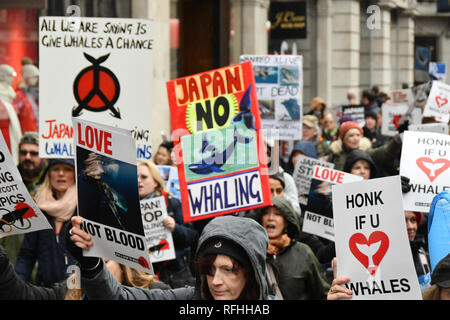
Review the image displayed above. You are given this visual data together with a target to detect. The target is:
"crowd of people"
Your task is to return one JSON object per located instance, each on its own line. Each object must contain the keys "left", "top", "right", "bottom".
{"left": 0, "top": 58, "right": 448, "bottom": 302}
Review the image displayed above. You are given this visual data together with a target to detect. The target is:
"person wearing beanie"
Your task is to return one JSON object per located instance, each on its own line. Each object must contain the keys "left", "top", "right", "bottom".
{"left": 253, "top": 197, "right": 330, "bottom": 299}
{"left": 363, "top": 110, "right": 387, "bottom": 148}
{"left": 343, "top": 149, "right": 378, "bottom": 180}
{"left": 15, "top": 158, "right": 78, "bottom": 287}
{"left": 285, "top": 140, "right": 318, "bottom": 175}
{"left": 67, "top": 215, "right": 275, "bottom": 300}
{"left": 0, "top": 64, "right": 22, "bottom": 164}
{"left": 13, "top": 63, "right": 39, "bottom": 132}
{"left": 327, "top": 120, "right": 403, "bottom": 172}
{"left": 422, "top": 253, "right": 450, "bottom": 300}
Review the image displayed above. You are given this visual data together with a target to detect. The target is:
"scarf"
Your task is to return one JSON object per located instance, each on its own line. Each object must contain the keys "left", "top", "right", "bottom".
{"left": 267, "top": 234, "right": 291, "bottom": 256}
{"left": 37, "top": 184, "right": 77, "bottom": 226}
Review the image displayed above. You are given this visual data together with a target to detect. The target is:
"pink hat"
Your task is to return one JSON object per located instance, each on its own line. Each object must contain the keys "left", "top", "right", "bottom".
{"left": 339, "top": 121, "right": 363, "bottom": 140}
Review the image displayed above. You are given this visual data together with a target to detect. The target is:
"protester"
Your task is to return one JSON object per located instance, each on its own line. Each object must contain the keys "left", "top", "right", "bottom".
{"left": 301, "top": 115, "right": 326, "bottom": 158}
{"left": 343, "top": 149, "right": 378, "bottom": 180}
{"left": 15, "top": 159, "right": 77, "bottom": 287}
{"left": 305, "top": 96, "right": 327, "bottom": 125}
{"left": 13, "top": 64, "right": 39, "bottom": 132}
{"left": 67, "top": 215, "right": 275, "bottom": 300}
{"left": 361, "top": 89, "right": 380, "bottom": 116}
{"left": 362, "top": 110, "right": 387, "bottom": 148}
{"left": 422, "top": 254, "right": 450, "bottom": 300}
{"left": 319, "top": 112, "right": 339, "bottom": 155}
{"left": 0, "top": 64, "right": 22, "bottom": 163}
{"left": 327, "top": 120, "right": 402, "bottom": 172}
{"left": 253, "top": 197, "right": 330, "bottom": 299}
{"left": 284, "top": 140, "right": 318, "bottom": 175}
{"left": 153, "top": 141, "right": 174, "bottom": 166}
{"left": 346, "top": 90, "right": 359, "bottom": 105}
{"left": 137, "top": 160, "right": 197, "bottom": 288}
{"left": 269, "top": 172, "right": 301, "bottom": 221}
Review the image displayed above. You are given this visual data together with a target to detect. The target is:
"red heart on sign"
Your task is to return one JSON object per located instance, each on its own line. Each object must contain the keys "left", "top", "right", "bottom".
{"left": 435, "top": 96, "right": 448, "bottom": 108}
{"left": 349, "top": 231, "right": 389, "bottom": 276}
{"left": 392, "top": 115, "right": 402, "bottom": 128}
{"left": 416, "top": 157, "right": 450, "bottom": 182}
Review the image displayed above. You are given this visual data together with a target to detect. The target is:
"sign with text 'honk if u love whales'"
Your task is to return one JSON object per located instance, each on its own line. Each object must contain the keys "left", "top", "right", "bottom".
{"left": 332, "top": 176, "right": 422, "bottom": 300}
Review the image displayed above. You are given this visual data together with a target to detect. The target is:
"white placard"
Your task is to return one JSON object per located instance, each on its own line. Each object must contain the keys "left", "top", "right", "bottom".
{"left": 140, "top": 196, "right": 175, "bottom": 263}
{"left": 73, "top": 117, "right": 152, "bottom": 274}
{"left": 423, "top": 80, "right": 450, "bottom": 123}
{"left": 0, "top": 134, "right": 52, "bottom": 238}
{"left": 240, "top": 55, "right": 303, "bottom": 140}
{"left": 408, "top": 122, "right": 448, "bottom": 134}
{"left": 332, "top": 176, "right": 422, "bottom": 300}
{"left": 302, "top": 211, "right": 335, "bottom": 241}
{"left": 381, "top": 104, "right": 422, "bottom": 136}
{"left": 400, "top": 131, "right": 450, "bottom": 212}
{"left": 39, "top": 16, "right": 153, "bottom": 159}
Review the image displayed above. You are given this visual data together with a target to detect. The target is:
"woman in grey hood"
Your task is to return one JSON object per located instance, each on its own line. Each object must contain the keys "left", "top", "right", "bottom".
{"left": 67, "top": 214, "right": 274, "bottom": 300}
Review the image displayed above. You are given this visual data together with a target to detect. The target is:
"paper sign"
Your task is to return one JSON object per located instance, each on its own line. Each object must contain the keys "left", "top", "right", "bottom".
{"left": 342, "top": 105, "right": 365, "bottom": 128}
{"left": 140, "top": 196, "right": 175, "bottom": 264}
{"left": 73, "top": 117, "right": 152, "bottom": 274}
{"left": 390, "top": 89, "right": 413, "bottom": 105}
{"left": 156, "top": 165, "right": 181, "bottom": 200}
{"left": 239, "top": 55, "right": 303, "bottom": 140}
{"left": 166, "top": 62, "right": 272, "bottom": 222}
{"left": 0, "top": 133, "right": 52, "bottom": 238}
{"left": 423, "top": 81, "right": 450, "bottom": 123}
{"left": 292, "top": 154, "right": 334, "bottom": 205}
{"left": 381, "top": 104, "right": 422, "bottom": 136}
{"left": 39, "top": 16, "right": 153, "bottom": 159}
{"left": 301, "top": 165, "right": 363, "bottom": 241}
{"left": 408, "top": 123, "right": 448, "bottom": 135}
{"left": 332, "top": 176, "right": 422, "bottom": 300}
{"left": 400, "top": 131, "right": 450, "bottom": 212}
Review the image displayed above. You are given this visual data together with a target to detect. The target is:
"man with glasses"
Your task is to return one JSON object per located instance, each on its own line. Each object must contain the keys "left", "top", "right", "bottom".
{"left": 17, "top": 132, "right": 47, "bottom": 197}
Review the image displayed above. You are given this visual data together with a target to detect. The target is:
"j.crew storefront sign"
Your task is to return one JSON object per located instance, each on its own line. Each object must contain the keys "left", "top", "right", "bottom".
{"left": 269, "top": 1, "right": 307, "bottom": 39}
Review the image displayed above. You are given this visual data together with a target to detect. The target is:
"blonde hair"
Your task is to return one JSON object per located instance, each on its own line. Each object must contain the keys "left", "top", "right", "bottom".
{"left": 120, "top": 264, "right": 160, "bottom": 289}
{"left": 137, "top": 160, "right": 170, "bottom": 194}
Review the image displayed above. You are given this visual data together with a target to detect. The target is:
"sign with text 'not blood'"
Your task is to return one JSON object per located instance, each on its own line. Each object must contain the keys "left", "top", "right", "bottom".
{"left": 400, "top": 131, "right": 450, "bottom": 212}
{"left": 39, "top": 17, "right": 153, "bottom": 160}
{"left": 332, "top": 176, "right": 422, "bottom": 300}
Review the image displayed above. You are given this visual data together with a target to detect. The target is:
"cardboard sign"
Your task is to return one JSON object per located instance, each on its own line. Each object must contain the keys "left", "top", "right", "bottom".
{"left": 408, "top": 122, "right": 449, "bottom": 135}
{"left": 423, "top": 81, "right": 450, "bottom": 123}
{"left": 342, "top": 105, "right": 365, "bottom": 128}
{"left": 140, "top": 196, "right": 175, "bottom": 264}
{"left": 166, "top": 62, "right": 271, "bottom": 222}
{"left": 381, "top": 104, "right": 422, "bottom": 136}
{"left": 400, "top": 131, "right": 450, "bottom": 212}
{"left": 301, "top": 165, "right": 363, "bottom": 241}
{"left": 73, "top": 117, "right": 152, "bottom": 274}
{"left": 239, "top": 55, "right": 303, "bottom": 140}
{"left": 390, "top": 89, "right": 413, "bottom": 105}
{"left": 39, "top": 17, "right": 153, "bottom": 159}
{"left": 292, "top": 154, "right": 334, "bottom": 205}
{"left": 332, "top": 176, "right": 422, "bottom": 300}
{"left": 0, "top": 133, "right": 52, "bottom": 238}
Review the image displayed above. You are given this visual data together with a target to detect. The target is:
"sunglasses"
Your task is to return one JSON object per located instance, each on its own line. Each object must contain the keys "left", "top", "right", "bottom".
{"left": 20, "top": 150, "right": 39, "bottom": 157}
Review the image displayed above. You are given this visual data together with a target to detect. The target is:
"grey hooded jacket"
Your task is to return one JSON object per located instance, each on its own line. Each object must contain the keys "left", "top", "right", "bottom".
{"left": 81, "top": 215, "right": 273, "bottom": 300}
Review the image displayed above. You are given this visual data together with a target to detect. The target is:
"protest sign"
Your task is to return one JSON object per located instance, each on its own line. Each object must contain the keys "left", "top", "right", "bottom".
{"left": 239, "top": 55, "right": 303, "bottom": 140}
{"left": 0, "top": 134, "right": 52, "bottom": 238}
{"left": 302, "top": 165, "right": 362, "bottom": 241}
{"left": 166, "top": 62, "right": 272, "bottom": 222}
{"left": 400, "top": 131, "right": 450, "bottom": 212}
{"left": 332, "top": 176, "right": 422, "bottom": 300}
{"left": 381, "top": 104, "right": 422, "bottom": 136}
{"left": 429, "top": 62, "right": 446, "bottom": 82}
{"left": 156, "top": 165, "right": 180, "bottom": 200}
{"left": 423, "top": 80, "right": 450, "bottom": 123}
{"left": 341, "top": 105, "right": 365, "bottom": 128}
{"left": 390, "top": 89, "right": 413, "bottom": 105}
{"left": 39, "top": 17, "right": 153, "bottom": 159}
{"left": 292, "top": 154, "right": 334, "bottom": 205}
{"left": 140, "top": 196, "right": 175, "bottom": 263}
{"left": 73, "top": 117, "right": 152, "bottom": 274}
{"left": 408, "top": 122, "right": 449, "bottom": 134}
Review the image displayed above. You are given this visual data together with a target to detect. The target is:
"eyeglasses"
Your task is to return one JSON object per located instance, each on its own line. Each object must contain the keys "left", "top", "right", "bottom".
{"left": 19, "top": 150, "right": 39, "bottom": 157}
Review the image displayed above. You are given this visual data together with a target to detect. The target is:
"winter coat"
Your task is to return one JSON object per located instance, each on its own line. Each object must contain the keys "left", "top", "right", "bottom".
{"left": 254, "top": 197, "right": 330, "bottom": 299}
{"left": 328, "top": 135, "right": 402, "bottom": 172}
{"left": 363, "top": 126, "right": 388, "bottom": 149}
{"left": 80, "top": 215, "right": 273, "bottom": 300}
{"left": 13, "top": 88, "right": 38, "bottom": 133}
{"left": 0, "top": 245, "right": 67, "bottom": 299}
{"left": 343, "top": 149, "right": 378, "bottom": 178}
{"left": 15, "top": 211, "right": 77, "bottom": 287}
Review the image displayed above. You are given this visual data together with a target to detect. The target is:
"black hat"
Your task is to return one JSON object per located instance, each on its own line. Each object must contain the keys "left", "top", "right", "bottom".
{"left": 43, "top": 158, "right": 75, "bottom": 177}
{"left": 198, "top": 237, "right": 250, "bottom": 268}
{"left": 431, "top": 253, "right": 450, "bottom": 288}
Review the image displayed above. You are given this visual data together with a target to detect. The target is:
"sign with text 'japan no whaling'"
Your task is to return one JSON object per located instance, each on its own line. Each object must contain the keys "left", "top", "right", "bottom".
{"left": 39, "top": 17, "right": 153, "bottom": 160}
{"left": 166, "top": 62, "right": 272, "bottom": 222}
{"left": 332, "top": 176, "right": 422, "bottom": 300}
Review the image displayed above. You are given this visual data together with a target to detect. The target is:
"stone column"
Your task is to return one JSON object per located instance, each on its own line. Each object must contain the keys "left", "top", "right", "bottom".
{"left": 316, "top": 0, "right": 332, "bottom": 104}
{"left": 131, "top": 0, "right": 171, "bottom": 154}
{"left": 240, "top": 0, "right": 270, "bottom": 55}
{"left": 332, "top": 0, "right": 360, "bottom": 106}
{"left": 397, "top": 12, "right": 415, "bottom": 88}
